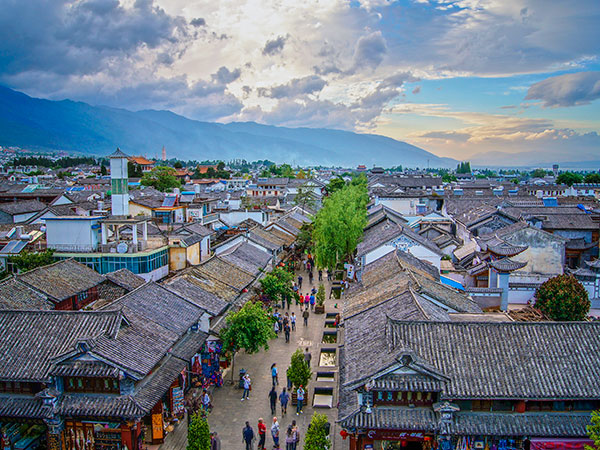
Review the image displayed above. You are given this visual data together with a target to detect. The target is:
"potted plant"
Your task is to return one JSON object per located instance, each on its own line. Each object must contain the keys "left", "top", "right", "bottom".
{"left": 314, "top": 284, "right": 326, "bottom": 314}
{"left": 287, "top": 349, "right": 312, "bottom": 405}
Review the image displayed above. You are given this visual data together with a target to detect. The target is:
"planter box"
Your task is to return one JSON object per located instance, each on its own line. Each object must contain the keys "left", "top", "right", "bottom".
{"left": 314, "top": 305, "right": 325, "bottom": 314}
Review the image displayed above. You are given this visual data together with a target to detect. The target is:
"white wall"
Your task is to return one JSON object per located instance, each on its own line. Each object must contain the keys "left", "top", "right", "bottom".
{"left": 138, "top": 263, "right": 169, "bottom": 282}
{"left": 201, "top": 236, "right": 210, "bottom": 261}
{"left": 219, "top": 210, "right": 266, "bottom": 226}
{"left": 46, "top": 219, "right": 99, "bottom": 252}
{"left": 364, "top": 241, "right": 441, "bottom": 269}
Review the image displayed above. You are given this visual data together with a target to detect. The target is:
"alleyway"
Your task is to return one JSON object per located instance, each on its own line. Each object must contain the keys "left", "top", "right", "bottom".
{"left": 159, "top": 265, "right": 345, "bottom": 450}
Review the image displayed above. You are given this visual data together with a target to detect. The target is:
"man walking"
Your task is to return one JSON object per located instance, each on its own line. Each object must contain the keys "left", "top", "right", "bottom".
{"left": 210, "top": 432, "right": 221, "bottom": 450}
{"left": 304, "top": 348, "right": 312, "bottom": 366}
{"left": 257, "top": 418, "right": 266, "bottom": 450}
{"left": 309, "top": 293, "right": 315, "bottom": 311}
{"left": 279, "top": 387, "right": 289, "bottom": 415}
{"left": 243, "top": 422, "right": 255, "bottom": 450}
{"left": 271, "top": 363, "right": 279, "bottom": 385}
{"left": 302, "top": 309, "right": 309, "bottom": 327}
{"left": 290, "top": 312, "right": 296, "bottom": 331}
{"left": 296, "top": 386, "right": 305, "bottom": 415}
{"left": 242, "top": 373, "right": 251, "bottom": 400}
{"left": 269, "top": 386, "right": 278, "bottom": 415}
{"left": 297, "top": 275, "right": 303, "bottom": 289}
{"left": 284, "top": 321, "right": 291, "bottom": 343}
{"left": 271, "top": 417, "right": 281, "bottom": 449}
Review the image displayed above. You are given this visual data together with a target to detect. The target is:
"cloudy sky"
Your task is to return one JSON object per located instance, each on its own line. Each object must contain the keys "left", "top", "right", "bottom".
{"left": 1, "top": 0, "right": 599, "bottom": 162}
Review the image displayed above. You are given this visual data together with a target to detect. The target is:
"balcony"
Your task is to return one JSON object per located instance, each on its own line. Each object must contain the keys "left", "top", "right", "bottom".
{"left": 202, "top": 213, "right": 219, "bottom": 225}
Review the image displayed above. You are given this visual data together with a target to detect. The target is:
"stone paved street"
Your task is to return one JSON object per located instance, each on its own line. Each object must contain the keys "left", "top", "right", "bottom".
{"left": 158, "top": 265, "right": 344, "bottom": 450}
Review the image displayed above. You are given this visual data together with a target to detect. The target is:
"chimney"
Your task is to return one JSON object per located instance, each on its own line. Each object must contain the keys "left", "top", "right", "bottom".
{"left": 15, "top": 226, "right": 23, "bottom": 239}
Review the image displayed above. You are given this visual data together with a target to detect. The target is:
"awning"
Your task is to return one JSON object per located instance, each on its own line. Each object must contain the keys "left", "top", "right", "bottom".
{"left": 530, "top": 438, "right": 593, "bottom": 450}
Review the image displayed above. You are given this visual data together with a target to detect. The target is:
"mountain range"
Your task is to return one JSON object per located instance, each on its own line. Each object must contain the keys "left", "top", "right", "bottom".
{"left": 0, "top": 85, "right": 457, "bottom": 168}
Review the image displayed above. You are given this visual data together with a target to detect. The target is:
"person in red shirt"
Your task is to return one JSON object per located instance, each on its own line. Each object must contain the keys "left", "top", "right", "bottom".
{"left": 257, "top": 418, "right": 267, "bottom": 450}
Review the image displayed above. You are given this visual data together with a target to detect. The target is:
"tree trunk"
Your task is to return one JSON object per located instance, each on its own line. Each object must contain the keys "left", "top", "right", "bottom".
{"left": 230, "top": 351, "right": 236, "bottom": 384}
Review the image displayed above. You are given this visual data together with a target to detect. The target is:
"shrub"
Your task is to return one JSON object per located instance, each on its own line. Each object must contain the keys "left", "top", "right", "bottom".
{"left": 534, "top": 274, "right": 590, "bottom": 321}
{"left": 187, "top": 412, "right": 210, "bottom": 450}
{"left": 287, "top": 349, "right": 312, "bottom": 389}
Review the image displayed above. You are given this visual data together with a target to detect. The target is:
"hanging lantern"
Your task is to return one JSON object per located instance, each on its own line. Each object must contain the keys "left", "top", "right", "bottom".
{"left": 340, "top": 430, "right": 348, "bottom": 439}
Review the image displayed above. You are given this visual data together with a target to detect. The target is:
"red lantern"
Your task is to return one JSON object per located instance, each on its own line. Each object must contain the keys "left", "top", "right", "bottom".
{"left": 425, "top": 437, "right": 432, "bottom": 442}
{"left": 340, "top": 430, "right": 348, "bottom": 440}
{"left": 402, "top": 441, "right": 408, "bottom": 447}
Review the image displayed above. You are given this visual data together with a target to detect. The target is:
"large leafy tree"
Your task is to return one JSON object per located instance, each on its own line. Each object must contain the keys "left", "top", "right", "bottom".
{"left": 587, "top": 410, "right": 600, "bottom": 450}
{"left": 534, "top": 274, "right": 590, "bottom": 321}
{"left": 8, "top": 250, "right": 55, "bottom": 274}
{"left": 260, "top": 267, "right": 294, "bottom": 304}
{"left": 325, "top": 176, "right": 346, "bottom": 195}
{"left": 531, "top": 168, "right": 548, "bottom": 178}
{"left": 141, "top": 166, "right": 181, "bottom": 192}
{"left": 556, "top": 171, "right": 583, "bottom": 186}
{"left": 303, "top": 413, "right": 331, "bottom": 450}
{"left": 313, "top": 182, "right": 367, "bottom": 270}
{"left": 187, "top": 412, "right": 210, "bottom": 450}
{"left": 220, "top": 301, "right": 276, "bottom": 380}
{"left": 584, "top": 173, "right": 600, "bottom": 183}
{"left": 287, "top": 349, "right": 312, "bottom": 389}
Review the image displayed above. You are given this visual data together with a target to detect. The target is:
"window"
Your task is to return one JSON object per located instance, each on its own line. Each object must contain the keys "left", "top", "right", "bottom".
{"left": 64, "top": 377, "right": 119, "bottom": 394}
{"left": 472, "top": 400, "right": 492, "bottom": 411}
{"left": 0, "top": 381, "right": 41, "bottom": 394}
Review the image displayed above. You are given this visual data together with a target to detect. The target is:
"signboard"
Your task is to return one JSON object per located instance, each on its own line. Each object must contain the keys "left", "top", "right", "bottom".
{"left": 367, "top": 430, "right": 427, "bottom": 441}
{"left": 151, "top": 414, "right": 163, "bottom": 441}
{"left": 172, "top": 387, "right": 184, "bottom": 415}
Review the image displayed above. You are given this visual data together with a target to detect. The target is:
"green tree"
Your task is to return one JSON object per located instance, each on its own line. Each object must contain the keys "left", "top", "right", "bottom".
{"left": 316, "top": 284, "right": 325, "bottom": 307}
{"left": 313, "top": 182, "right": 367, "bottom": 270}
{"left": 287, "top": 349, "right": 312, "bottom": 389}
{"left": 456, "top": 161, "right": 471, "bottom": 174}
{"left": 173, "top": 161, "right": 183, "bottom": 169}
{"left": 220, "top": 301, "right": 276, "bottom": 381}
{"left": 584, "top": 173, "right": 600, "bottom": 183}
{"left": 187, "top": 412, "right": 210, "bottom": 450}
{"left": 8, "top": 250, "right": 55, "bottom": 274}
{"left": 442, "top": 173, "right": 457, "bottom": 183}
{"left": 127, "top": 161, "right": 143, "bottom": 178}
{"left": 294, "top": 185, "right": 317, "bottom": 211}
{"left": 260, "top": 267, "right": 294, "bottom": 304}
{"left": 587, "top": 410, "right": 600, "bottom": 450}
{"left": 217, "top": 161, "right": 225, "bottom": 171}
{"left": 531, "top": 168, "right": 548, "bottom": 178}
{"left": 296, "top": 223, "right": 313, "bottom": 253}
{"left": 100, "top": 165, "right": 108, "bottom": 176}
{"left": 556, "top": 171, "right": 583, "bottom": 187}
{"left": 534, "top": 274, "right": 590, "bottom": 321}
{"left": 325, "top": 177, "right": 346, "bottom": 195}
{"left": 303, "top": 413, "right": 331, "bottom": 450}
{"left": 141, "top": 166, "right": 181, "bottom": 192}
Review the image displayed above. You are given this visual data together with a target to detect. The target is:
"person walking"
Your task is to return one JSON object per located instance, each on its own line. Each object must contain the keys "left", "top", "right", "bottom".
{"left": 296, "top": 386, "right": 305, "bottom": 415}
{"left": 290, "top": 312, "right": 296, "bottom": 331}
{"left": 291, "top": 421, "right": 299, "bottom": 450}
{"left": 271, "top": 417, "right": 280, "bottom": 449}
{"left": 271, "top": 363, "right": 279, "bottom": 385}
{"left": 284, "top": 321, "right": 291, "bottom": 343}
{"left": 302, "top": 308, "right": 309, "bottom": 327}
{"left": 309, "top": 293, "right": 315, "bottom": 311}
{"left": 257, "top": 418, "right": 267, "bottom": 450}
{"left": 318, "top": 269, "right": 323, "bottom": 282}
{"left": 269, "top": 386, "right": 278, "bottom": 415}
{"left": 201, "top": 389, "right": 211, "bottom": 412}
{"left": 242, "top": 373, "right": 251, "bottom": 400}
{"left": 308, "top": 270, "right": 313, "bottom": 285}
{"left": 304, "top": 348, "right": 312, "bottom": 366}
{"left": 210, "top": 432, "right": 221, "bottom": 450}
{"left": 273, "top": 320, "right": 280, "bottom": 336}
{"left": 279, "top": 387, "right": 289, "bottom": 415}
{"left": 304, "top": 294, "right": 310, "bottom": 310}
{"left": 327, "top": 269, "right": 332, "bottom": 281}
{"left": 297, "top": 275, "right": 303, "bottom": 289}
{"left": 243, "top": 422, "right": 255, "bottom": 450}
{"left": 285, "top": 425, "right": 294, "bottom": 450}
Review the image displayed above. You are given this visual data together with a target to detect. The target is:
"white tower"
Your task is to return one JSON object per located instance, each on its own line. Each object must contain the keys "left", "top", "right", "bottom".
{"left": 109, "top": 148, "right": 129, "bottom": 217}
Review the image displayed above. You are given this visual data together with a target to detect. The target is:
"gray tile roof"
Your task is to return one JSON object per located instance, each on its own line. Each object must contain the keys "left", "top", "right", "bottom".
{"left": 18, "top": 259, "right": 106, "bottom": 302}
{"left": 339, "top": 406, "right": 438, "bottom": 431}
{"left": 163, "top": 276, "right": 228, "bottom": 316}
{"left": 218, "top": 242, "right": 271, "bottom": 276}
{"left": 489, "top": 257, "right": 528, "bottom": 272}
{"left": 0, "top": 310, "right": 122, "bottom": 381}
{"left": 0, "top": 277, "right": 53, "bottom": 310}
{"left": 105, "top": 268, "right": 146, "bottom": 291}
{"left": 0, "top": 395, "right": 51, "bottom": 419}
{"left": 0, "top": 199, "right": 47, "bottom": 215}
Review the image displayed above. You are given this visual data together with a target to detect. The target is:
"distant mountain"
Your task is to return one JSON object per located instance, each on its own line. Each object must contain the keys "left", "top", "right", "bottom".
{"left": 0, "top": 85, "right": 456, "bottom": 168}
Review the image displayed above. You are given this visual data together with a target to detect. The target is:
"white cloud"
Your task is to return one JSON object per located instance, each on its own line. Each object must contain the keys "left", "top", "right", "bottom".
{"left": 525, "top": 71, "right": 600, "bottom": 107}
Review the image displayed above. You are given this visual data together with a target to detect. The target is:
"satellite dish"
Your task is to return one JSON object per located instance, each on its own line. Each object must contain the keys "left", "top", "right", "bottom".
{"left": 116, "top": 242, "right": 128, "bottom": 254}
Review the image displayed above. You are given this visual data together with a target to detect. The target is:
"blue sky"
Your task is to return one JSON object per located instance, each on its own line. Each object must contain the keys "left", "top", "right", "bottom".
{"left": 0, "top": 0, "right": 598, "bottom": 164}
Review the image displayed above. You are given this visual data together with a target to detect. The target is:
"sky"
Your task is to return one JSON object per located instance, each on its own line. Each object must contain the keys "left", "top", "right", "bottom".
{"left": 1, "top": 0, "right": 599, "bottom": 163}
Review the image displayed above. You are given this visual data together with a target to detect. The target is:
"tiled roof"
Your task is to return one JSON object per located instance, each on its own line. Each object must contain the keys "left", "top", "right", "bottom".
{"left": 388, "top": 320, "right": 600, "bottom": 399}
{"left": 194, "top": 257, "right": 255, "bottom": 291}
{"left": 487, "top": 242, "right": 529, "bottom": 256}
{"left": 489, "top": 257, "right": 528, "bottom": 272}
{"left": 18, "top": 259, "right": 106, "bottom": 302}
{"left": 58, "top": 394, "right": 144, "bottom": 418}
{"left": 0, "top": 199, "right": 47, "bottom": 215}
{"left": 0, "top": 396, "right": 51, "bottom": 419}
{"left": 0, "top": 277, "right": 53, "bottom": 310}
{"left": 105, "top": 269, "right": 146, "bottom": 291}
{"left": 339, "top": 406, "right": 438, "bottom": 431}
{"left": 0, "top": 310, "right": 122, "bottom": 381}
{"left": 51, "top": 360, "right": 121, "bottom": 378}
{"left": 371, "top": 374, "right": 445, "bottom": 392}
{"left": 218, "top": 242, "right": 271, "bottom": 276}
{"left": 163, "top": 276, "right": 229, "bottom": 316}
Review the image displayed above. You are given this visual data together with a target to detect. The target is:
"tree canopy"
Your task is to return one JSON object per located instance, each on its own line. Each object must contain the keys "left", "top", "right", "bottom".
{"left": 259, "top": 267, "right": 294, "bottom": 304}
{"left": 287, "top": 349, "right": 312, "bottom": 389}
{"left": 187, "top": 412, "right": 211, "bottom": 450}
{"left": 556, "top": 171, "right": 583, "bottom": 186}
{"left": 531, "top": 168, "right": 549, "bottom": 178}
{"left": 584, "top": 173, "right": 600, "bottom": 183}
{"left": 220, "top": 301, "right": 275, "bottom": 354}
{"left": 325, "top": 176, "right": 346, "bottom": 195}
{"left": 456, "top": 161, "right": 471, "bottom": 174}
{"left": 303, "top": 413, "right": 331, "bottom": 450}
{"left": 140, "top": 166, "right": 181, "bottom": 192}
{"left": 313, "top": 180, "right": 367, "bottom": 270}
{"left": 128, "top": 161, "right": 143, "bottom": 178}
{"left": 534, "top": 274, "right": 590, "bottom": 321}
{"left": 8, "top": 250, "right": 55, "bottom": 274}
{"left": 587, "top": 410, "right": 600, "bottom": 450}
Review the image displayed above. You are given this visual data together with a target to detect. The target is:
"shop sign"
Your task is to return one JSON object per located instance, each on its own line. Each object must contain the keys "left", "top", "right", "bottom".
{"left": 367, "top": 430, "right": 427, "bottom": 441}
{"left": 172, "top": 387, "right": 184, "bottom": 415}
{"left": 151, "top": 414, "right": 163, "bottom": 441}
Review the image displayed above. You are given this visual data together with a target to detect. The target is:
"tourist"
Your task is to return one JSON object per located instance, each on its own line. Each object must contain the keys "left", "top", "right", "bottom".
{"left": 296, "top": 386, "right": 305, "bottom": 415}
{"left": 271, "top": 417, "right": 280, "bottom": 449}
{"left": 284, "top": 321, "right": 291, "bottom": 343}
{"left": 304, "top": 294, "right": 310, "bottom": 309}
{"left": 242, "top": 373, "right": 251, "bottom": 400}
{"left": 210, "top": 432, "right": 221, "bottom": 450}
{"left": 308, "top": 270, "right": 313, "bottom": 284}
{"left": 290, "top": 312, "right": 296, "bottom": 331}
{"left": 271, "top": 363, "right": 279, "bottom": 385}
{"left": 201, "top": 389, "right": 211, "bottom": 412}
{"left": 302, "top": 308, "right": 309, "bottom": 326}
{"left": 257, "top": 418, "right": 266, "bottom": 450}
{"left": 309, "top": 293, "right": 315, "bottom": 311}
{"left": 273, "top": 320, "right": 280, "bottom": 336}
{"left": 243, "top": 421, "right": 255, "bottom": 450}
{"left": 279, "top": 387, "right": 289, "bottom": 414}
{"left": 297, "top": 275, "right": 303, "bottom": 288}
{"left": 318, "top": 269, "right": 323, "bottom": 281}
{"left": 285, "top": 425, "right": 294, "bottom": 450}
{"left": 269, "top": 385, "right": 278, "bottom": 415}
{"left": 327, "top": 269, "right": 332, "bottom": 281}
{"left": 291, "top": 420, "right": 299, "bottom": 450}
{"left": 304, "top": 348, "right": 312, "bottom": 366}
